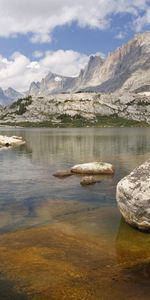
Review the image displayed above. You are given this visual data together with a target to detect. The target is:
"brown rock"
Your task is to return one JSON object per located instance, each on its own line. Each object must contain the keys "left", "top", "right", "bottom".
{"left": 80, "top": 176, "right": 98, "bottom": 186}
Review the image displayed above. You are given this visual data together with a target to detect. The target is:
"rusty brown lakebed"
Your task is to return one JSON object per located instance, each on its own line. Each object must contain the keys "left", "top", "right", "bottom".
{"left": 0, "top": 127, "right": 150, "bottom": 300}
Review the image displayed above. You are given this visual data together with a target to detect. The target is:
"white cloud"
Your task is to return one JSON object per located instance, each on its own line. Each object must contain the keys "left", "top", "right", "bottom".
{"left": 0, "top": 0, "right": 149, "bottom": 43}
{"left": 134, "top": 9, "right": 150, "bottom": 32}
{"left": 41, "top": 50, "right": 89, "bottom": 76}
{"left": 0, "top": 50, "right": 89, "bottom": 91}
{"left": 33, "top": 51, "right": 44, "bottom": 59}
{"left": 114, "top": 32, "right": 126, "bottom": 40}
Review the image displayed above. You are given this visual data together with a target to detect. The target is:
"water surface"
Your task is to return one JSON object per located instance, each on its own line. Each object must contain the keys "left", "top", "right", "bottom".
{"left": 0, "top": 128, "right": 150, "bottom": 299}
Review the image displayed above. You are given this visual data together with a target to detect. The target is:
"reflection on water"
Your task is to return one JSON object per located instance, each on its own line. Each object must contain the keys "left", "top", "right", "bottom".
{"left": 117, "top": 218, "right": 150, "bottom": 264}
{"left": 0, "top": 128, "right": 150, "bottom": 299}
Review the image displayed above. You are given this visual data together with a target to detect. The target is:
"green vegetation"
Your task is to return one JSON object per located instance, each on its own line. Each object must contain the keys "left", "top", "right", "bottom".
{"left": 10, "top": 96, "right": 32, "bottom": 115}
{"left": 96, "top": 115, "right": 149, "bottom": 127}
{"left": 1, "top": 114, "right": 149, "bottom": 128}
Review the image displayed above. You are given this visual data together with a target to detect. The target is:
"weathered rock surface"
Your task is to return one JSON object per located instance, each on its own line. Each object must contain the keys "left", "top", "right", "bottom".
{"left": 71, "top": 162, "right": 114, "bottom": 175}
{"left": 53, "top": 170, "right": 73, "bottom": 178}
{"left": 80, "top": 176, "right": 98, "bottom": 186}
{"left": 1, "top": 91, "right": 150, "bottom": 125}
{"left": 116, "top": 160, "right": 150, "bottom": 231}
{"left": 0, "top": 135, "right": 25, "bottom": 147}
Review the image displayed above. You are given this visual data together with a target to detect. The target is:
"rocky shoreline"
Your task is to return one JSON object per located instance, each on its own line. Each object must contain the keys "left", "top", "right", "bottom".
{"left": 0, "top": 92, "right": 150, "bottom": 127}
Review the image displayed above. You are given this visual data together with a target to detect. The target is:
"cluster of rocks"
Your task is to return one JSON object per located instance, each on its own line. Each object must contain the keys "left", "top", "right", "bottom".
{"left": 53, "top": 162, "right": 114, "bottom": 186}
{"left": 0, "top": 135, "right": 25, "bottom": 149}
{"left": 0, "top": 132, "right": 149, "bottom": 234}
{"left": 54, "top": 159, "right": 150, "bottom": 233}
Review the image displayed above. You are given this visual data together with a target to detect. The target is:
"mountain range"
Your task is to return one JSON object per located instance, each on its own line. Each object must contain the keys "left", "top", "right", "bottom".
{"left": 1, "top": 31, "right": 150, "bottom": 105}
{"left": 0, "top": 87, "right": 23, "bottom": 105}
{"left": 28, "top": 32, "right": 150, "bottom": 97}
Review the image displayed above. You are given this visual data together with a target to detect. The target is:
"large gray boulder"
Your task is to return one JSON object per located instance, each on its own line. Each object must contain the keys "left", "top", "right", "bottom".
{"left": 116, "top": 160, "right": 150, "bottom": 231}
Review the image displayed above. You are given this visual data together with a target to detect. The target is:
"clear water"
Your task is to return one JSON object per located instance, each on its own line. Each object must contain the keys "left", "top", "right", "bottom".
{"left": 0, "top": 127, "right": 150, "bottom": 299}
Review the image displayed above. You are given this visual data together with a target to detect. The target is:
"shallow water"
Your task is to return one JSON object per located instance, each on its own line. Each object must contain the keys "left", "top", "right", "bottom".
{"left": 0, "top": 127, "right": 150, "bottom": 299}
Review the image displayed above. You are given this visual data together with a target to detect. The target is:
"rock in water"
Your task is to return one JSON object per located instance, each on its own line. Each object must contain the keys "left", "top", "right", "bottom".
{"left": 53, "top": 170, "right": 73, "bottom": 178}
{"left": 0, "top": 135, "right": 25, "bottom": 147}
{"left": 116, "top": 160, "right": 150, "bottom": 232}
{"left": 71, "top": 162, "right": 114, "bottom": 175}
{"left": 80, "top": 176, "right": 98, "bottom": 186}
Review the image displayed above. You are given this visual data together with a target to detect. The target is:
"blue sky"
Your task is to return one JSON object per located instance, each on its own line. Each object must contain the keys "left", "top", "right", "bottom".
{"left": 0, "top": 14, "right": 139, "bottom": 59}
{"left": 0, "top": 0, "right": 150, "bottom": 91}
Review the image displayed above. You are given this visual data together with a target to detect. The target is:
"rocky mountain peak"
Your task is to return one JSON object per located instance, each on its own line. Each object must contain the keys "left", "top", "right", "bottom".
{"left": 84, "top": 31, "right": 150, "bottom": 93}
{"left": 0, "top": 87, "right": 23, "bottom": 105}
{"left": 27, "top": 31, "right": 150, "bottom": 96}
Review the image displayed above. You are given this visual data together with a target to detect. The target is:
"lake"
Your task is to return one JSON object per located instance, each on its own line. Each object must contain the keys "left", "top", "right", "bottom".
{"left": 0, "top": 127, "right": 150, "bottom": 299}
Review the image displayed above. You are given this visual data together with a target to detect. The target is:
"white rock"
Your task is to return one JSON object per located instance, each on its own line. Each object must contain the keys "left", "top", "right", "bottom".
{"left": 116, "top": 160, "right": 150, "bottom": 231}
{"left": 12, "top": 136, "right": 23, "bottom": 140}
{"left": 71, "top": 162, "right": 114, "bottom": 175}
{"left": 0, "top": 135, "right": 25, "bottom": 147}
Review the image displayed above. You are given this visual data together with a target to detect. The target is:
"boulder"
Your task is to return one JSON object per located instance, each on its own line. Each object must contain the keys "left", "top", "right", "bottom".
{"left": 71, "top": 162, "right": 114, "bottom": 175}
{"left": 53, "top": 170, "right": 73, "bottom": 178}
{"left": 80, "top": 176, "right": 98, "bottom": 186}
{"left": 0, "top": 135, "right": 25, "bottom": 147}
{"left": 116, "top": 160, "right": 150, "bottom": 232}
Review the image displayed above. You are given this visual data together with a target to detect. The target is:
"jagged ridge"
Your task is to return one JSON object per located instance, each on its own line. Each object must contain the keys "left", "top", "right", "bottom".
{"left": 28, "top": 32, "right": 150, "bottom": 96}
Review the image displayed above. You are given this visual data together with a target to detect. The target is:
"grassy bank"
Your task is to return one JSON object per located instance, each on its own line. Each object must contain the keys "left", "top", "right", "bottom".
{"left": 0, "top": 115, "right": 149, "bottom": 128}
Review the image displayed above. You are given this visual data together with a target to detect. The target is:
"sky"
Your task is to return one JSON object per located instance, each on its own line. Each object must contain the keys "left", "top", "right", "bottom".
{"left": 1, "top": 0, "right": 150, "bottom": 91}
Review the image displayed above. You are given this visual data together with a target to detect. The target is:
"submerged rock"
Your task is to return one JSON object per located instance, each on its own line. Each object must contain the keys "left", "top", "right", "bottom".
{"left": 71, "top": 162, "right": 114, "bottom": 175}
{"left": 80, "top": 176, "right": 98, "bottom": 186}
{"left": 0, "top": 135, "right": 25, "bottom": 148}
{"left": 116, "top": 160, "right": 150, "bottom": 232}
{"left": 53, "top": 170, "right": 73, "bottom": 178}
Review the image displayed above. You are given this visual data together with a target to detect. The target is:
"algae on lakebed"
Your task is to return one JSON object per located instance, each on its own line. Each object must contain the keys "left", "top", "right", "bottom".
{"left": 0, "top": 201, "right": 150, "bottom": 299}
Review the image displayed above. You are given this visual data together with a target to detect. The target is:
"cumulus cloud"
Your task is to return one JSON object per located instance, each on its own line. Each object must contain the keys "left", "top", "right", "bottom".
{"left": 114, "top": 32, "right": 126, "bottom": 40}
{"left": 33, "top": 51, "right": 44, "bottom": 59}
{"left": 0, "top": 50, "right": 89, "bottom": 91}
{"left": 0, "top": 0, "right": 149, "bottom": 43}
{"left": 134, "top": 8, "right": 150, "bottom": 32}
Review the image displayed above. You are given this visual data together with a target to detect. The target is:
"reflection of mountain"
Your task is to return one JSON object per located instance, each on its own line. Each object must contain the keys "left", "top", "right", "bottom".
{"left": 1, "top": 128, "right": 150, "bottom": 235}
{"left": 17, "top": 128, "right": 150, "bottom": 171}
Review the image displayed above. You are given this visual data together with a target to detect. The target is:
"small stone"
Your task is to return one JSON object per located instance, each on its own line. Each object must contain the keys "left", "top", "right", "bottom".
{"left": 80, "top": 176, "right": 98, "bottom": 186}
{"left": 53, "top": 170, "right": 73, "bottom": 178}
